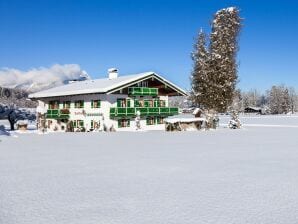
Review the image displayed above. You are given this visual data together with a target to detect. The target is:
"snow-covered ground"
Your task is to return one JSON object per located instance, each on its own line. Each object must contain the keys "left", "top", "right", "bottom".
{"left": 1, "top": 115, "right": 298, "bottom": 224}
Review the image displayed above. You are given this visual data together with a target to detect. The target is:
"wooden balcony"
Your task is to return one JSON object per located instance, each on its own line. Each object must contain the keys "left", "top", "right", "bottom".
{"left": 46, "top": 109, "right": 70, "bottom": 119}
{"left": 110, "top": 107, "right": 178, "bottom": 118}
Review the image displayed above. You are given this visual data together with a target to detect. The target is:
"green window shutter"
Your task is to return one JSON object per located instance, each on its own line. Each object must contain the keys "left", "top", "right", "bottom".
{"left": 98, "top": 100, "right": 101, "bottom": 108}
{"left": 118, "top": 119, "right": 121, "bottom": 128}
{"left": 127, "top": 119, "right": 130, "bottom": 127}
{"left": 73, "top": 120, "right": 77, "bottom": 128}
{"left": 134, "top": 99, "right": 139, "bottom": 107}
{"left": 126, "top": 99, "right": 131, "bottom": 108}
{"left": 80, "top": 120, "right": 84, "bottom": 127}
{"left": 144, "top": 100, "right": 149, "bottom": 107}
{"left": 81, "top": 101, "right": 84, "bottom": 108}
{"left": 117, "top": 99, "right": 122, "bottom": 107}
{"left": 91, "top": 100, "right": 94, "bottom": 108}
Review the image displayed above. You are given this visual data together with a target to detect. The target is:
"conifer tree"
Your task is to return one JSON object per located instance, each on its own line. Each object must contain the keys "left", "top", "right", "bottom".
{"left": 208, "top": 7, "right": 241, "bottom": 112}
{"left": 190, "top": 7, "right": 242, "bottom": 112}
{"left": 190, "top": 29, "right": 209, "bottom": 107}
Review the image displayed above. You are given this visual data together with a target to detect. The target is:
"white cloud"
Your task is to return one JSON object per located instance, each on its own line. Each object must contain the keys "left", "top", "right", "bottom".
{"left": 0, "top": 64, "right": 90, "bottom": 92}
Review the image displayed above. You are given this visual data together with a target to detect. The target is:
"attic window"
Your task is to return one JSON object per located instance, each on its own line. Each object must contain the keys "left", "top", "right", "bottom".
{"left": 142, "top": 81, "right": 148, "bottom": 87}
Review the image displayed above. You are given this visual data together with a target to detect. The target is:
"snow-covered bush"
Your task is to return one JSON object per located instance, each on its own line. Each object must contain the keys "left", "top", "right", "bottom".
{"left": 228, "top": 110, "right": 241, "bottom": 129}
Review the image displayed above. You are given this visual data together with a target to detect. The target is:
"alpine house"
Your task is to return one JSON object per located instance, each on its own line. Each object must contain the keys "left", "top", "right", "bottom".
{"left": 29, "top": 69, "right": 187, "bottom": 132}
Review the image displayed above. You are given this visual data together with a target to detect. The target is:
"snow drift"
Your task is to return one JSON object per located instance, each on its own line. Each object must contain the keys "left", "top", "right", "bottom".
{"left": 0, "top": 64, "right": 90, "bottom": 92}
{"left": 0, "top": 125, "right": 9, "bottom": 136}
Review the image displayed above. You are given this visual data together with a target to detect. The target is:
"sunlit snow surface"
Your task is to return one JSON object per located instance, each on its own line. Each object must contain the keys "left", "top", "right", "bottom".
{"left": 1, "top": 116, "right": 298, "bottom": 224}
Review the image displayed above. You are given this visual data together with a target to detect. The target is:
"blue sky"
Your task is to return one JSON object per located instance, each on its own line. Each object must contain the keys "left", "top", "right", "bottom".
{"left": 0, "top": 0, "right": 297, "bottom": 92}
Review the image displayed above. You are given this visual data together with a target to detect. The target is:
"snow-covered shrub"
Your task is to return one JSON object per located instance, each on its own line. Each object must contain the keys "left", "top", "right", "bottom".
{"left": 228, "top": 110, "right": 241, "bottom": 129}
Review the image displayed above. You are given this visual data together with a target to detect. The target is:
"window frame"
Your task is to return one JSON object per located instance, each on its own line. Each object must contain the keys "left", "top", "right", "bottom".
{"left": 49, "top": 100, "right": 60, "bottom": 109}
{"left": 118, "top": 119, "right": 130, "bottom": 128}
{"left": 74, "top": 100, "right": 84, "bottom": 108}
{"left": 91, "top": 100, "right": 101, "bottom": 108}
{"left": 63, "top": 101, "right": 71, "bottom": 109}
{"left": 146, "top": 117, "right": 155, "bottom": 125}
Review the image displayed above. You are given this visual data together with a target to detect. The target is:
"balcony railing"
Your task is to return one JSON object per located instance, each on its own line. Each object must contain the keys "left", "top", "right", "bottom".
{"left": 128, "top": 87, "right": 158, "bottom": 96}
{"left": 46, "top": 109, "right": 70, "bottom": 119}
{"left": 110, "top": 107, "right": 179, "bottom": 118}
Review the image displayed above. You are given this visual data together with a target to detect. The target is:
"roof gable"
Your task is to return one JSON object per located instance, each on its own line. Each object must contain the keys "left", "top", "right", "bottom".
{"left": 29, "top": 72, "right": 187, "bottom": 98}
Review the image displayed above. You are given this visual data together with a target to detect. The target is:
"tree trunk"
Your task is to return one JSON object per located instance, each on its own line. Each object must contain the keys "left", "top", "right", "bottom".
{"left": 8, "top": 118, "right": 15, "bottom": 131}
{"left": 8, "top": 111, "right": 15, "bottom": 131}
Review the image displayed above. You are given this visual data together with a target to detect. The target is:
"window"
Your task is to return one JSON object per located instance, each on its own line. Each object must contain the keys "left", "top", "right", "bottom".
{"left": 91, "top": 100, "right": 101, "bottom": 108}
{"left": 72, "top": 120, "right": 84, "bottom": 128}
{"left": 74, "top": 100, "right": 84, "bottom": 108}
{"left": 137, "top": 81, "right": 148, "bottom": 87}
{"left": 118, "top": 119, "right": 130, "bottom": 128}
{"left": 77, "top": 120, "right": 84, "bottom": 127}
{"left": 134, "top": 99, "right": 140, "bottom": 107}
{"left": 126, "top": 99, "right": 131, "bottom": 107}
{"left": 146, "top": 117, "right": 155, "bottom": 125}
{"left": 63, "top": 101, "right": 71, "bottom": 109}
{"left": 141, "top": 81, "right": 148, "bottom": 87}
{"left": 117, "top": 99, "right": 125, "bottom": 107}
{"left": 117, "top": 98, "right": 131, "bottom": 107}
{"left": 49, "top": 101, "right": 59, "bottom": 109}
{"left": 138, "top": 99, "right": 144, "bottom": 107}
{"left": 156, "top": 117, "right": 164, "bottom": 124}
{"left": 144, "top": 100, "right": 153, "bottom": 107}
{"left": 159, "top": 100, "right": 166, "bottom": 107}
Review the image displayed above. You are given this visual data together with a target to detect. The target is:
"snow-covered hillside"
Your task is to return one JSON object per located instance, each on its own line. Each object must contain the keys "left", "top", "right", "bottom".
{"left": 1, "top": 116, "right": 298, "bottom": 224}
{"left": 0, "top": 64, "right": 90, "bottom": 93}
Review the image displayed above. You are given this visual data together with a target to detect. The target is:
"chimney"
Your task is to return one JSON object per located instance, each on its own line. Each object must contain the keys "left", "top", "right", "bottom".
{"left": 108, "top": 68, "right": 118, "bottom": 79}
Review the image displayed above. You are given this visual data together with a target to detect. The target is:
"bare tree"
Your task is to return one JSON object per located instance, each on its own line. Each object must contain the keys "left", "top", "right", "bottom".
{"left": 0, "top": 104, "right": 36, "bottom": 130}
{"left": 288, "top": 87, "right": 297, "bottom": 113}
{"left": 267, "top": 85, "right": 290, "bottom": 114}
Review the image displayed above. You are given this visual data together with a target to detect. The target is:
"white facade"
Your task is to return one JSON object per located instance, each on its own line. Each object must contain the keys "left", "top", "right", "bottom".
{"left": 31, "top": 71, "right": 187, "bottom": 132}
{"left": 37, "top": 93, "right": 170, "bottom": 132}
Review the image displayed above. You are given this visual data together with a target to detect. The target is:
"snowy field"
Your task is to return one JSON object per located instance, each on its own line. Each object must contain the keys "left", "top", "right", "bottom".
{"left": 1, "top": 116, "right": 298, "bottom": 224}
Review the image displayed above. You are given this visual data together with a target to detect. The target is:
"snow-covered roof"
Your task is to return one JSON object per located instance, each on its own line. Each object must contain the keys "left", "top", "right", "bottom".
{"left": 165, "top": 117, "right": 206, "bottom": 124}
{"left": 29, "top": 72, "right": 187, "bottom": 99}
{"left": 245, "top": 106, "right": 262, "bottom": 111}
